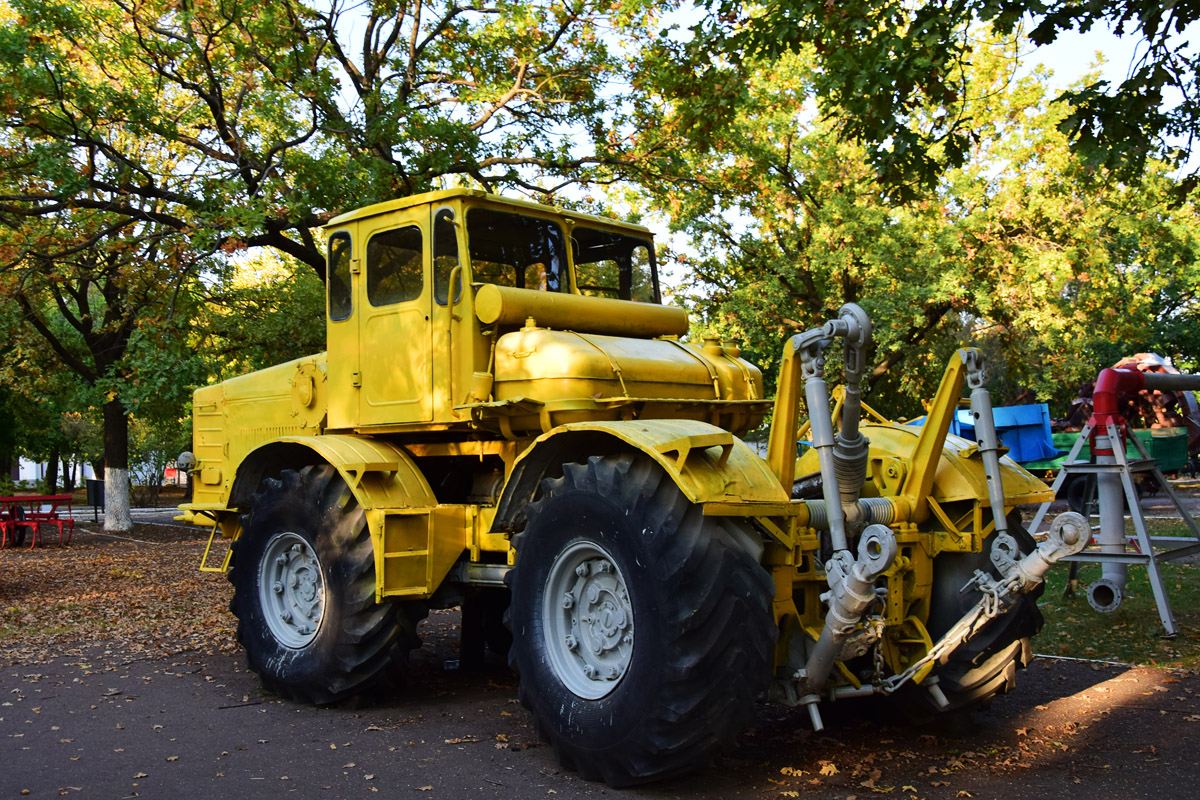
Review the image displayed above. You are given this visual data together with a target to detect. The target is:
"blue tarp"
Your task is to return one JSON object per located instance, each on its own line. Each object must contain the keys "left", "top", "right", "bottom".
{"left": 906, "top": 404, "right": 1061, "bottom": 464}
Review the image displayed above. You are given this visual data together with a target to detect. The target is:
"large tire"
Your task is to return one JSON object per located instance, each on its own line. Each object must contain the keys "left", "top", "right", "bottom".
{"left": 916, "top": 517, "right": 1044, "bottom": 714}
{"left": 507, "top": 454, "right": 776, "bottom": 786}
{"left": 229, "top": 465, "right": 424, "bottom": 705}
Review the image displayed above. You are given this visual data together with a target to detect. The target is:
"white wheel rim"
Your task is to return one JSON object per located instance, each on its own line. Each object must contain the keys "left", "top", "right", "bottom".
{"left": 259, "top": 532, "right": 326, "bottom": 649}
{"left": 542, "top": 540, "right": 634, "bottom": 699}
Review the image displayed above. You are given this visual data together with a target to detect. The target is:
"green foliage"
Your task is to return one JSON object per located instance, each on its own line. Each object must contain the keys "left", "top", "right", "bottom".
{"left": 0, "top": 0, "right": 675, "bottom": 276}
{"left": 128, "top": 413, "right": 190, "bottom": 505}
{"left": 702, "top": 0, "right": 1200, "bottom": 201}
{"left": 1, "top": 0, "right": 1197, "bottom": 465}
{"left": 191, "top": 249, "right": 327, "bottom": 381}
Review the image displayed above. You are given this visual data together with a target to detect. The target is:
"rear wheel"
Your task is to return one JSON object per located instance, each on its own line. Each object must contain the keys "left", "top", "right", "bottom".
{"left": 508, "top": 454, "right": 776, "bottom": 786}
{"left": 915, "top": 516, "right": 1044, "bottom": 714}
{"left": 230, "top": 465, "right": 424, "bottom": 704}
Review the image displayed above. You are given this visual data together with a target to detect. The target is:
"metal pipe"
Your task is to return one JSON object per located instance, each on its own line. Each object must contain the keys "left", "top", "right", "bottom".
{"left": 1018, "top": 511, "right": 1091, "bottom": 584}
{"left": 833, "top": 304, "right": 872, "bottom": 445}
{"left": 1090, "top": 438, "right": 1127, "bottom": 612}
{"left": 1139, "top": 372, "right": 1200, "bottom": 392}
{"left": 831, "top": 305, "right": 873, "bottom": 522}
{"left": 961, "top": 350, "right": 1029, "bottom": 576}
{"left": 768, "top": 303, "right": 875, "bottom": 549}
{"left": 1081, "top": 366, "right": 1200, "bottom": 612}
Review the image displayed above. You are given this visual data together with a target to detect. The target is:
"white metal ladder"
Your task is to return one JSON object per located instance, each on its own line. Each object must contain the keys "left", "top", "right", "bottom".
{"left": 1027, "top": 419, "right": 1200, "bottom": 636}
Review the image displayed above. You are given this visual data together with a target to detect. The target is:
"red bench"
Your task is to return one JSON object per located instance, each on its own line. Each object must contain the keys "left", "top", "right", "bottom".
{"left": 0, "top": 495, "right": 75, "bottom": 548}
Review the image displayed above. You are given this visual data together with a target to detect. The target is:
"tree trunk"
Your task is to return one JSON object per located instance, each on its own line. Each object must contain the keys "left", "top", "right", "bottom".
{"left": 44, "top": 448, "right": 59, "bottom": 493}
{"left": 103, "top": 398, "right": 133, "bottom": 533}
{"left": 61, "top": 458, "right": 76, "bottom": 492}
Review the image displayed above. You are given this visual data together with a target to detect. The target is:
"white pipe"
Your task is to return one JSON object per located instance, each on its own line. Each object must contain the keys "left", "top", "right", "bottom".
{"left": 1090, "top": 437, "right": 1126, "bottom": 612}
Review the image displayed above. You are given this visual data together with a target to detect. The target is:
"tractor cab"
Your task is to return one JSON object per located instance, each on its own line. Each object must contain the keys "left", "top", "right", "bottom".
{"left": 322, "top": 189, "right": 662, "bottom": 431}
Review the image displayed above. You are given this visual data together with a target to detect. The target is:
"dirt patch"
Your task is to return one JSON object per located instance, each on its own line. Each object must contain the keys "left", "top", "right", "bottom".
{"left": 0, "top": 527, "right": 236, "bottom": 669}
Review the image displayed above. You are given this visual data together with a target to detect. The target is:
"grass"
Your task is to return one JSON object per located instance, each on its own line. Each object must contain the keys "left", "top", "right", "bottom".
{"left": 1036, "top": 515, "right": 1200, "bottom": 671}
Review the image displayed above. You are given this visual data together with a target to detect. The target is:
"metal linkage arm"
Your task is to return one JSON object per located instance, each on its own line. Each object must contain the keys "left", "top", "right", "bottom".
{"left": 766, "top": 303, "right": 873, "bottom": 557}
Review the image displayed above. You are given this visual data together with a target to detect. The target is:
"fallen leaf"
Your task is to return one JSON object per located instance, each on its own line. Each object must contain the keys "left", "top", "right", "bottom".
{"left": 416, "top": 787, "right": 433, "bottom": 792}
{"left": 165, "top": 756, "right": 178, "bottom": 762}
{"left": 819, "top": 762, "right": 839, "bottom": 777}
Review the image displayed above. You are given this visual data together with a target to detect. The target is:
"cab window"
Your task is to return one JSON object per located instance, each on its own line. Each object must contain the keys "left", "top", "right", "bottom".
{"left": 572, "top": 227, "right": 659, "bottom": 303}
{"left": 367, "top": 225, "right": 423, "bottom": 306}
{"left": 328, "top": 232, "right": 353, "bottom": 321}
{"left": 465, "top": 208, "right": 565, "bottom": 292}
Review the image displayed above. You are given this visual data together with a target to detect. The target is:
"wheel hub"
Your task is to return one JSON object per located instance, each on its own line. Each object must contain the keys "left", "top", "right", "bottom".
{"left": 259, "top": 532, "right": 326, "bottom": 648}
{"left": 543, "top": 541, "right": 634, "bottom": 699}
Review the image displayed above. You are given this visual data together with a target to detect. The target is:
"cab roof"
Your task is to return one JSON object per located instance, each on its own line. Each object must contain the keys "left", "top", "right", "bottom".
{"left": 325, "top": 188, "right": 652, "bottom": 235}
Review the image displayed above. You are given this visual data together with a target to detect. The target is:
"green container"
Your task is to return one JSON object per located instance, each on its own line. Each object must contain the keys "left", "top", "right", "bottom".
{"left": 1023, "top": 427, "right": 1190, "bottom": 473}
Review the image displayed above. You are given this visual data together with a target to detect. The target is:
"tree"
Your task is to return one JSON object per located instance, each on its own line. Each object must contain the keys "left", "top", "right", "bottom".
{"left": 699, "top": 1, "right": 1200, "bottom": 200}
{"left": 0, "top": 0, "right": 675, "bottom": 279}
{"left": 639, "top": 33, "right": 1200, "bottom": 417}
{"left": 0, "top": 200, "right": 202, "bottom": 530}
{"left": 190, "top": 248, "right": 327, "bottom": 381}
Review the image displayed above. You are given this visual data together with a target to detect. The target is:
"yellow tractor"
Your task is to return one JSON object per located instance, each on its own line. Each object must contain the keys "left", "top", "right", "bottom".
{"left": 182, "top": 189, "right": 1088, "bottom": 786}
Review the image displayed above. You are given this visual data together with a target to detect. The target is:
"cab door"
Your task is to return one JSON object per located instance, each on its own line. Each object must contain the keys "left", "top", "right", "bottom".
{"left": 357, "top": 210, "right": 433, "bottom": 426}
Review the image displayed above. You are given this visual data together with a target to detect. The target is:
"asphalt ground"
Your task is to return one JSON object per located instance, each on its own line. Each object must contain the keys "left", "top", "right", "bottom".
{"left": 2, "top": 498, "right": 1199, "bottom": 799}
{"left": 2, "top": 611, "right": 1198, "bottom": 799}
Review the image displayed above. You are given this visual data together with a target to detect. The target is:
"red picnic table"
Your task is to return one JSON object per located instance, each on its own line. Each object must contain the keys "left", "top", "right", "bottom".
{"left": 0, "top": 495, "right": 76, "bottom": 549}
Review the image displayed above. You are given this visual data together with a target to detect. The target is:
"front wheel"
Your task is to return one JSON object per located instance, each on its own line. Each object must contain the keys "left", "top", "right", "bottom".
{"left": 229, "top": 465, "right": 424, "bottom": 704}
{"left": 508, "top": 454, "right": 776, "bottom": 786}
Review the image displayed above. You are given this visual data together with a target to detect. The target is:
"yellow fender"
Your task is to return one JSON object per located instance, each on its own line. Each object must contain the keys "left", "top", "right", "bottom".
{"left": 220, "top": 436, "right": 446, "bottom": 596}
{"left": 229, "top": 434, "right": 436, "bottom": 513}
{"left": 492, "top": 419, "right": 790, "bottom": 533}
